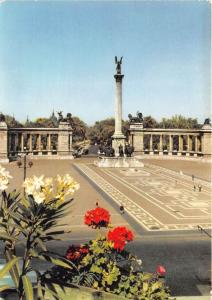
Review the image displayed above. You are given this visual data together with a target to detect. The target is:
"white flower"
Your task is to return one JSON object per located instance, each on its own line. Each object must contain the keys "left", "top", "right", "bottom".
{"left": 32, "top": 175, "right": 44, "bottom": 191}
{"left": 33, "top": 192, "right": 45, "bottom": 204}
{"left": 0, "top": 165, "right": 12, "bottom": 191}
{"left": 137, "top": 259, "right": 142, "bottom": 265}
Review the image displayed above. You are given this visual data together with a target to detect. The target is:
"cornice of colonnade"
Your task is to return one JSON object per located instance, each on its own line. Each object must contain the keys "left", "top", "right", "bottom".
{"left": 8, "top": 127, "right": 73, "bottom": 133}
{"left": 130, "top": 128, "right": 212, "bottom": 134}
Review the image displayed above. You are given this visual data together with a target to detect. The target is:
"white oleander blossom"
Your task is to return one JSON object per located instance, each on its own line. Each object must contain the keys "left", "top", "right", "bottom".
{"left": 0, "top": 165, "right": 12, "bottom": 191}
{"left": 23, "top": 174, "right": 79, "bottom": 205}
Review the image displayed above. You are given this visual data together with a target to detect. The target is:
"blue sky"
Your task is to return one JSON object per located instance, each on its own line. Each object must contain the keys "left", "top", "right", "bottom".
{"left": 0, "top": 0, "right": 210, "bottom": 125}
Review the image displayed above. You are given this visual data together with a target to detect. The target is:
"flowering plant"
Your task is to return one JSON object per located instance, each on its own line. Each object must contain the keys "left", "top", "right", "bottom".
{"left": 46, "top": 206, "right": 171, "bottom": 299}
{"left": 84, "top": 207, "right": 110, "bottom": 228}
{"left": 107, "top": 226, "right": 134, "bottom": 251}
{"left": 23, "top": 174, "right": 79, "bottom": 205}
{"left": 0, "top": 165, "right": 12, "bottom": 191}
{"left": 157, "top": 265, "right": 166, "bottom": 277}
{"left": 0, "top": 166, "right": 79, "bottom": 300}
{"left": 66, "top": 244, "right": 89, "bottom": 262}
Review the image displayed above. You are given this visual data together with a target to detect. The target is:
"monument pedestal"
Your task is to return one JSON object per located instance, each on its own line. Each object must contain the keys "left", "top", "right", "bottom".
{"left": 0, "top": 121, "right": 9, "bottom": 163}
{"left": 95, "top": 156, "right": 144, "bottom": 168}
{"left": 112, "top": 134, "right": 126, "bottom": 157}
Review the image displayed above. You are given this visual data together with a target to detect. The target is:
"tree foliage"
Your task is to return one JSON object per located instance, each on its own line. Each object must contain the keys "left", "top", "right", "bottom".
{"left": 87, "top": 118, "right": 129, "bottom": 144}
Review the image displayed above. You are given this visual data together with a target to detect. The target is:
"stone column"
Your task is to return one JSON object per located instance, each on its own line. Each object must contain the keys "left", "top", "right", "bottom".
{"left": 112, "top": 61, "right": 126, "bottom": 156}
{"left": 194, "top": 136, "right": 198, "bottom": 157}
{"left": 178, "top": 135, "right": 182, "bottom": 156}
{"left": 201, "top": 124, "right": 212, "bottom": 158}
{"left": 186, "top": 135, "right": 190, "bottom": 156}
{"left": 159, "top": 134, "right": 163, "bottom": 155}
{"left": 21, "top": 134, "right": 24, "bottom": 152}
{"left": 58, "top": 122, "right": 73, "bottom": 157}
{"left": 197, "top": 136, "right": 201, "bottom": 152}
{"left": 0, "top": 121, "right": 9, "bottom": 162}
{"left": 168, "top": 135, "right": 173, "bottom": 155}
{"left": 29, "top": 134, "right": 32, "bottom": 153}
{"left": 48, "top": 134, "right": 51, "bottom": 154}
{"left": 128, "top": 123, "right": 144, "bottom": 153}
{"left": 149, "top": 134, "right": 153, "bottom": 155}
{"left": 38, "top": 134, "right": 42, "bottom": 154}
{"left": 14, "top": 133, "right": 18, "bottom": 153}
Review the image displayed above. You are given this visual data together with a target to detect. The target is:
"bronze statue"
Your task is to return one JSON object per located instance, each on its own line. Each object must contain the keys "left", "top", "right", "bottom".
{"left": 57, "top": 111, "right": 63, "bottom": 122}
{"left": 128, "top": 111, "right": 143, "bottom": 123}
{"left": 204, "top": 118, "right": 211, "bottom": 125}
{"left": 115, "top": 56, "right": 123, "bottom": 74}
{"left": 0, "top": 113, "right": 5, "bottom": 122}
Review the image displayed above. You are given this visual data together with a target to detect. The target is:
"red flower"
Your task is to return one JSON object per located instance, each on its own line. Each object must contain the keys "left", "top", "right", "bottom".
{"left": 84, "top": 207, "right": 110, "bottom": 228}
{"left": 66, "top": 244, "right": 89, "bottom": 262}
{"left": 156, "top": 265, "right": 166, "bottom": 277}
{"left": 107, "top": 226, "right": 134, "bottom": 251}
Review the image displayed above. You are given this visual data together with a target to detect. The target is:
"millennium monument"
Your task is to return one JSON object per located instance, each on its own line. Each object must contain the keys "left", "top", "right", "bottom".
{"left": 112, "top": 56, "right": 126, "bottom": 156}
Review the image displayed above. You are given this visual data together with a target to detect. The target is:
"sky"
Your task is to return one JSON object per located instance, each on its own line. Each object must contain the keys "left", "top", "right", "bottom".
{"left": 0, "top": 0, "right": 210, "bottom": 125}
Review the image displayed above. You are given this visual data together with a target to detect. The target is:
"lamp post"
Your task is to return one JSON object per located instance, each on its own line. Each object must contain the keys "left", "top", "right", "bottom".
{"left": 17, "top": 147, "right": 33, "bottom": 182}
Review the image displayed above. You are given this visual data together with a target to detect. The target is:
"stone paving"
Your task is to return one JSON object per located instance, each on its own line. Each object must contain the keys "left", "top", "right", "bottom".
{"left": 75, "top": 162, "right": 211, "bottom": 232}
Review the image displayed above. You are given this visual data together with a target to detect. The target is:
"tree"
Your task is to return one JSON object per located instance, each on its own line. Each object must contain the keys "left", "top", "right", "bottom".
{"left": 71, "top": 116, "right": 87, "bottom": 142}
{"left": 4, "top": 114, "right": 23, "bottom": 128}
{"left": 158, "top": 115, "right": 201, "bottom": 129}
{"left": 143, "top": 116, "right": 158, "bottom": 128}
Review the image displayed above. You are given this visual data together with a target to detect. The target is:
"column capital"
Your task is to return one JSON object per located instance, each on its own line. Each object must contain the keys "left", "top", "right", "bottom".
{"left": 114, "top": 74, "right": 124, "bottom": 82}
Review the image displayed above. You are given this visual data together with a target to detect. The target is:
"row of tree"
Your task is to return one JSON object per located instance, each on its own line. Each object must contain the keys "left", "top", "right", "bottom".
{"left": 2, "top": 112, "right": 202, "bottom": 145}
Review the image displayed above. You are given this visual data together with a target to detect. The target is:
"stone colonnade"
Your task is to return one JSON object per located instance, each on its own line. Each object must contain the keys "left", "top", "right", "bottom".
{"left": 4, "top": 122, "right": 73, "bottom": 160}
{"left": 129, "top": 124, "right": 212, "bottom": 157}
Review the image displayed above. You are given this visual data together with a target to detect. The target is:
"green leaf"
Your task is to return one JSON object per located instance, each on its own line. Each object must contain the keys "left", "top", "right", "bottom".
{"left": 22, "top": 275, "right": 34, "bottom": 300}
{"left": 45, "top": 283, "right": 60, "bottom": 300}
{"left": 0, "top": 285, "right": 12, "bottom": 292}
{"left": 0, "top": 257, "right": 20, "bottom": 280}
{"left": 5, "top": 250, "right": 20, "bottom": 288}
{"left": 0, "top": 231, "right": 16, "bottom": 242}
{"left": 38, "top": 255, "right": 73, "bottom": 269}
{"left": 90, "top": 265, "right": 102, "bottom": 274}
{"left": 151, "top": 281, "right": 161, "bottom": 292}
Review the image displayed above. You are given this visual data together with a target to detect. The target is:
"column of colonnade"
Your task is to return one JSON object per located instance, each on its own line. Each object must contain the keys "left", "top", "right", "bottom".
{"left": 143, "top": 133, "right": 202, "bottom": 156}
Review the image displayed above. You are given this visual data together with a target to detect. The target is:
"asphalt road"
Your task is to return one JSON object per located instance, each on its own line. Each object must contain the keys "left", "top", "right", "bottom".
{"left": 0, "top": 232, "right": 210, "bottom": 297}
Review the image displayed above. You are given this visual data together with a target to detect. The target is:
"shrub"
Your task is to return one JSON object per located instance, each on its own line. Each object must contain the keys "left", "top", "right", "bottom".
{"left": 45, "top": 207, "right": 171, "bottom": 299}
{"left": 0, "top": 167, "right": 79, "bottom": 300}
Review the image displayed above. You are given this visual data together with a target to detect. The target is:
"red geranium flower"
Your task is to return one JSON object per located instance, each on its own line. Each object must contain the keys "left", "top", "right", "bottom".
{"left": 84, "top": 207, "right": 110, "bottom": 228}
{"left": 107, "top": 226, "right": 134, "bottom": 251}
{"left": 156, "top": 265, "right": 166, "bottom": 277}
{"left": 66, "top": 244, "right": 89, "bottom": 261}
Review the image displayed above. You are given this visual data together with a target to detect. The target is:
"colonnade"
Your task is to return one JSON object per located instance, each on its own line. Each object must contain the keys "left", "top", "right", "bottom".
{"left": 8, "top": 132, "right": 58, "bottom": 155}
{"left": 128, "top": 126, "right": 212, "bottom": 157}
{"left": 142, "top": 133, "right": 201, "bottom": 156}
{"left": 8, "top": 121, "right": 73, "bottom": 158}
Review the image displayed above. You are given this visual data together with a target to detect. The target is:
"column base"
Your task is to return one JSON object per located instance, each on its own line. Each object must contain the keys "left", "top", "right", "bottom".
{"left": 112, "top": 135, "right": 126, "bottom": 157}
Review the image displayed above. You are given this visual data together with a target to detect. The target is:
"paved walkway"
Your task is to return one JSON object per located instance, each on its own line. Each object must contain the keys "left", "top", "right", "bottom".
{"left": 75, "top": 162, "right": 211, "bottom": 232}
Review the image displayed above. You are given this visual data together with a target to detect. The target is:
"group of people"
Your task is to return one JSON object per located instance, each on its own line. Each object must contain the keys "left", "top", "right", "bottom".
{"left": 193, "top": 184, "right": 202, "bottom": 192}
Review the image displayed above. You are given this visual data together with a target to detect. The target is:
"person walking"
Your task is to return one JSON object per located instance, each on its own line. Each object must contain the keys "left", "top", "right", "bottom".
{"left": 193, "top": 185, "right": 196, "bottom": 191}
{"left": 198, "top": 185, "right": 202, "bottom": 192}
{"left": 119, "top": 204, "right": 125, "bottom": 214}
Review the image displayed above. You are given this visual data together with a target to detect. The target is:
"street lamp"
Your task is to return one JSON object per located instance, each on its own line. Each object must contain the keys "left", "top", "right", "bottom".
{"left": 17, "top": 147, "right": 33, "bottom": 182}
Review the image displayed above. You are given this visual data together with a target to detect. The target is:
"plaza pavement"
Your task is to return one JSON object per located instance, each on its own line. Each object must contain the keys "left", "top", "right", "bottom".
{"left": 1, "top": 157, "right": 211, "bottom": 297}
